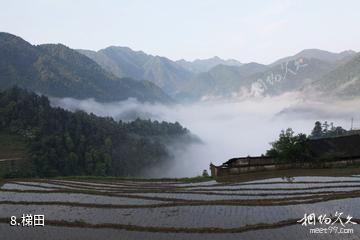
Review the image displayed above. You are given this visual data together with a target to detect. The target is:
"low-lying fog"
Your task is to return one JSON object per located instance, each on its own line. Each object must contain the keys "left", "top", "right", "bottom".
{"left": 51, "top": 93, "right": 360, "bottom": 178}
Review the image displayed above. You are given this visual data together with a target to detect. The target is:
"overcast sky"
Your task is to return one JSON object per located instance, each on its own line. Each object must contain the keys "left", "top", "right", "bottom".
{"left": 1, "top": 0, "right": 359, "bottom": 64}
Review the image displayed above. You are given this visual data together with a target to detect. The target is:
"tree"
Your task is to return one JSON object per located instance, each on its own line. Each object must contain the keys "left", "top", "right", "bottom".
{"left": 334, "top": 126, "right": 347, "bottom": 136}
{"left": 266, "top": 128, "right": 308, "bottom": 162}
{"left": 311, "top": 121, "right": 323, "bottom": 138}
{"left": 311, "top": 121, "right": 347, "bottom": 138}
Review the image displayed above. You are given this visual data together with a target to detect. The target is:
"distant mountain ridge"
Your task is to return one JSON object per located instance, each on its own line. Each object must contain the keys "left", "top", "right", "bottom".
{"left": 78, "top": 47, "right": 193, "bottom": 95}
{"left": 78, "top": 48, "right": 245, "bottom": 97}
{"left": 176, "top": 63, "right": 268, "bottom": 101}
{"left": 271, "top": 49, "right": 356, "bottom": 66}
{"left": 248, "top": 58, "right": 336, "bottom": 96}
{"left": 306, "top": 53, "right": 360, "bottom": 99}
{"left": 177, "top": 57, "right": 340, "bottom": 101}
{"left": 79, "top": 44, "right": 357, "bottom": 101}
{"left": 176, "top": 56, "right": 242, "bottom": 73}
{"left": 0, "top": 32, "right": 173, "bottom": 103}
{"left": 1, "top": 32, "right": 358, "bottom": 103}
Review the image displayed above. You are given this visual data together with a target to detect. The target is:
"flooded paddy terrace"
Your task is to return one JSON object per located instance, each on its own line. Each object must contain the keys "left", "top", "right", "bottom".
{"left": 1, "top": 171, "right": 360, "bottom": 239}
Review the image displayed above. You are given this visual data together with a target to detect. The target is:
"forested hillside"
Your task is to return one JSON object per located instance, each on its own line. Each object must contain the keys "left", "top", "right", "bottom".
{"left": 0, "top": 87, "right": 191, "bottom": 177}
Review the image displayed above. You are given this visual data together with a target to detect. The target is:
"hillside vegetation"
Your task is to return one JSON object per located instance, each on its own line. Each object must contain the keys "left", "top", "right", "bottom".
{"left": 0, "top": 131, "right": 32, "bottom": 178}
{"left": 0, "top": 87, "right": 192, "bottom": 178}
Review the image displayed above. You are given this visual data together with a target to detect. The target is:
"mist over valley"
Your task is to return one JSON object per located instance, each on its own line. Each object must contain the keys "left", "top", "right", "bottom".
{"left": 1, "top": 31, "right": 360, "bottom": 177}
{"left": 3, "top": 2, "right": 360, "bottom": 239}
{"left": 51, "top": 92, "right": 360, "bottom": 177}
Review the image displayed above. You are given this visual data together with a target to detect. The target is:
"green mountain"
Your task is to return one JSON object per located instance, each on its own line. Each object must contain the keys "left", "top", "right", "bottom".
{"left": 78, "top": 43, "right": 358, "bottom": 101}
{"left": 247, "top": 58, "right": 336, "bottom": 96}
{"left": 176, "top": 56, "right": 242, "bottom": 73}
{"left": 271, "top": 49, "right": 356, "bottom": 66}
{"left": 78, "top": 47, "right": 192, "bottom": 95}
{"left": 78, "top": 47, "right": 246, "bottom": 97}
{"left": 308, "top": 53, "right": 360, "bottom": 99}
{"left": 77, "top": 47, "right": 148, "bottom": 81}
{"left": 180, "top": 57, "right": 337, "bottom": 100}
{"left": 176, "top": 63, "right": 267, "bottom": 101}
{"left": 0, "top": 32, "right": 172, "bottom": 103}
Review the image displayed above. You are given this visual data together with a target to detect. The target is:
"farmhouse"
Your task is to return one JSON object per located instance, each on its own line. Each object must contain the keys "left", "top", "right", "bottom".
{"left": 210, "top": 133, "right": 360, "bottom": 177}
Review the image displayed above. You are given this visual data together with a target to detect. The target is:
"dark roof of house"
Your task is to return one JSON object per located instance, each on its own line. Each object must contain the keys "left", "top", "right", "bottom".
{"left": 225, "top": 156, "right": 272, "bottom": 165}
{"left": 224, "top": 133, "right": 360, "bottom": 165}
{"left": 307, "top": 134, "right": 360, "bottom": 158}
{"left": 222, "top": 133, "right": 360, "bottom": 167}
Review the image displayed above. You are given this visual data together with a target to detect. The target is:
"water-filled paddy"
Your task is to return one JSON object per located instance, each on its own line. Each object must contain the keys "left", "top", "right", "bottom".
{"left": 1, "top": 175, "right": 360, "bottom": 239}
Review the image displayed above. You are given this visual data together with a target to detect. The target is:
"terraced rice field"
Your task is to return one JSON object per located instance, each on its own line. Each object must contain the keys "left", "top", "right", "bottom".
{"left": 1, "top": 175, "right": 360, "bottom": 239}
